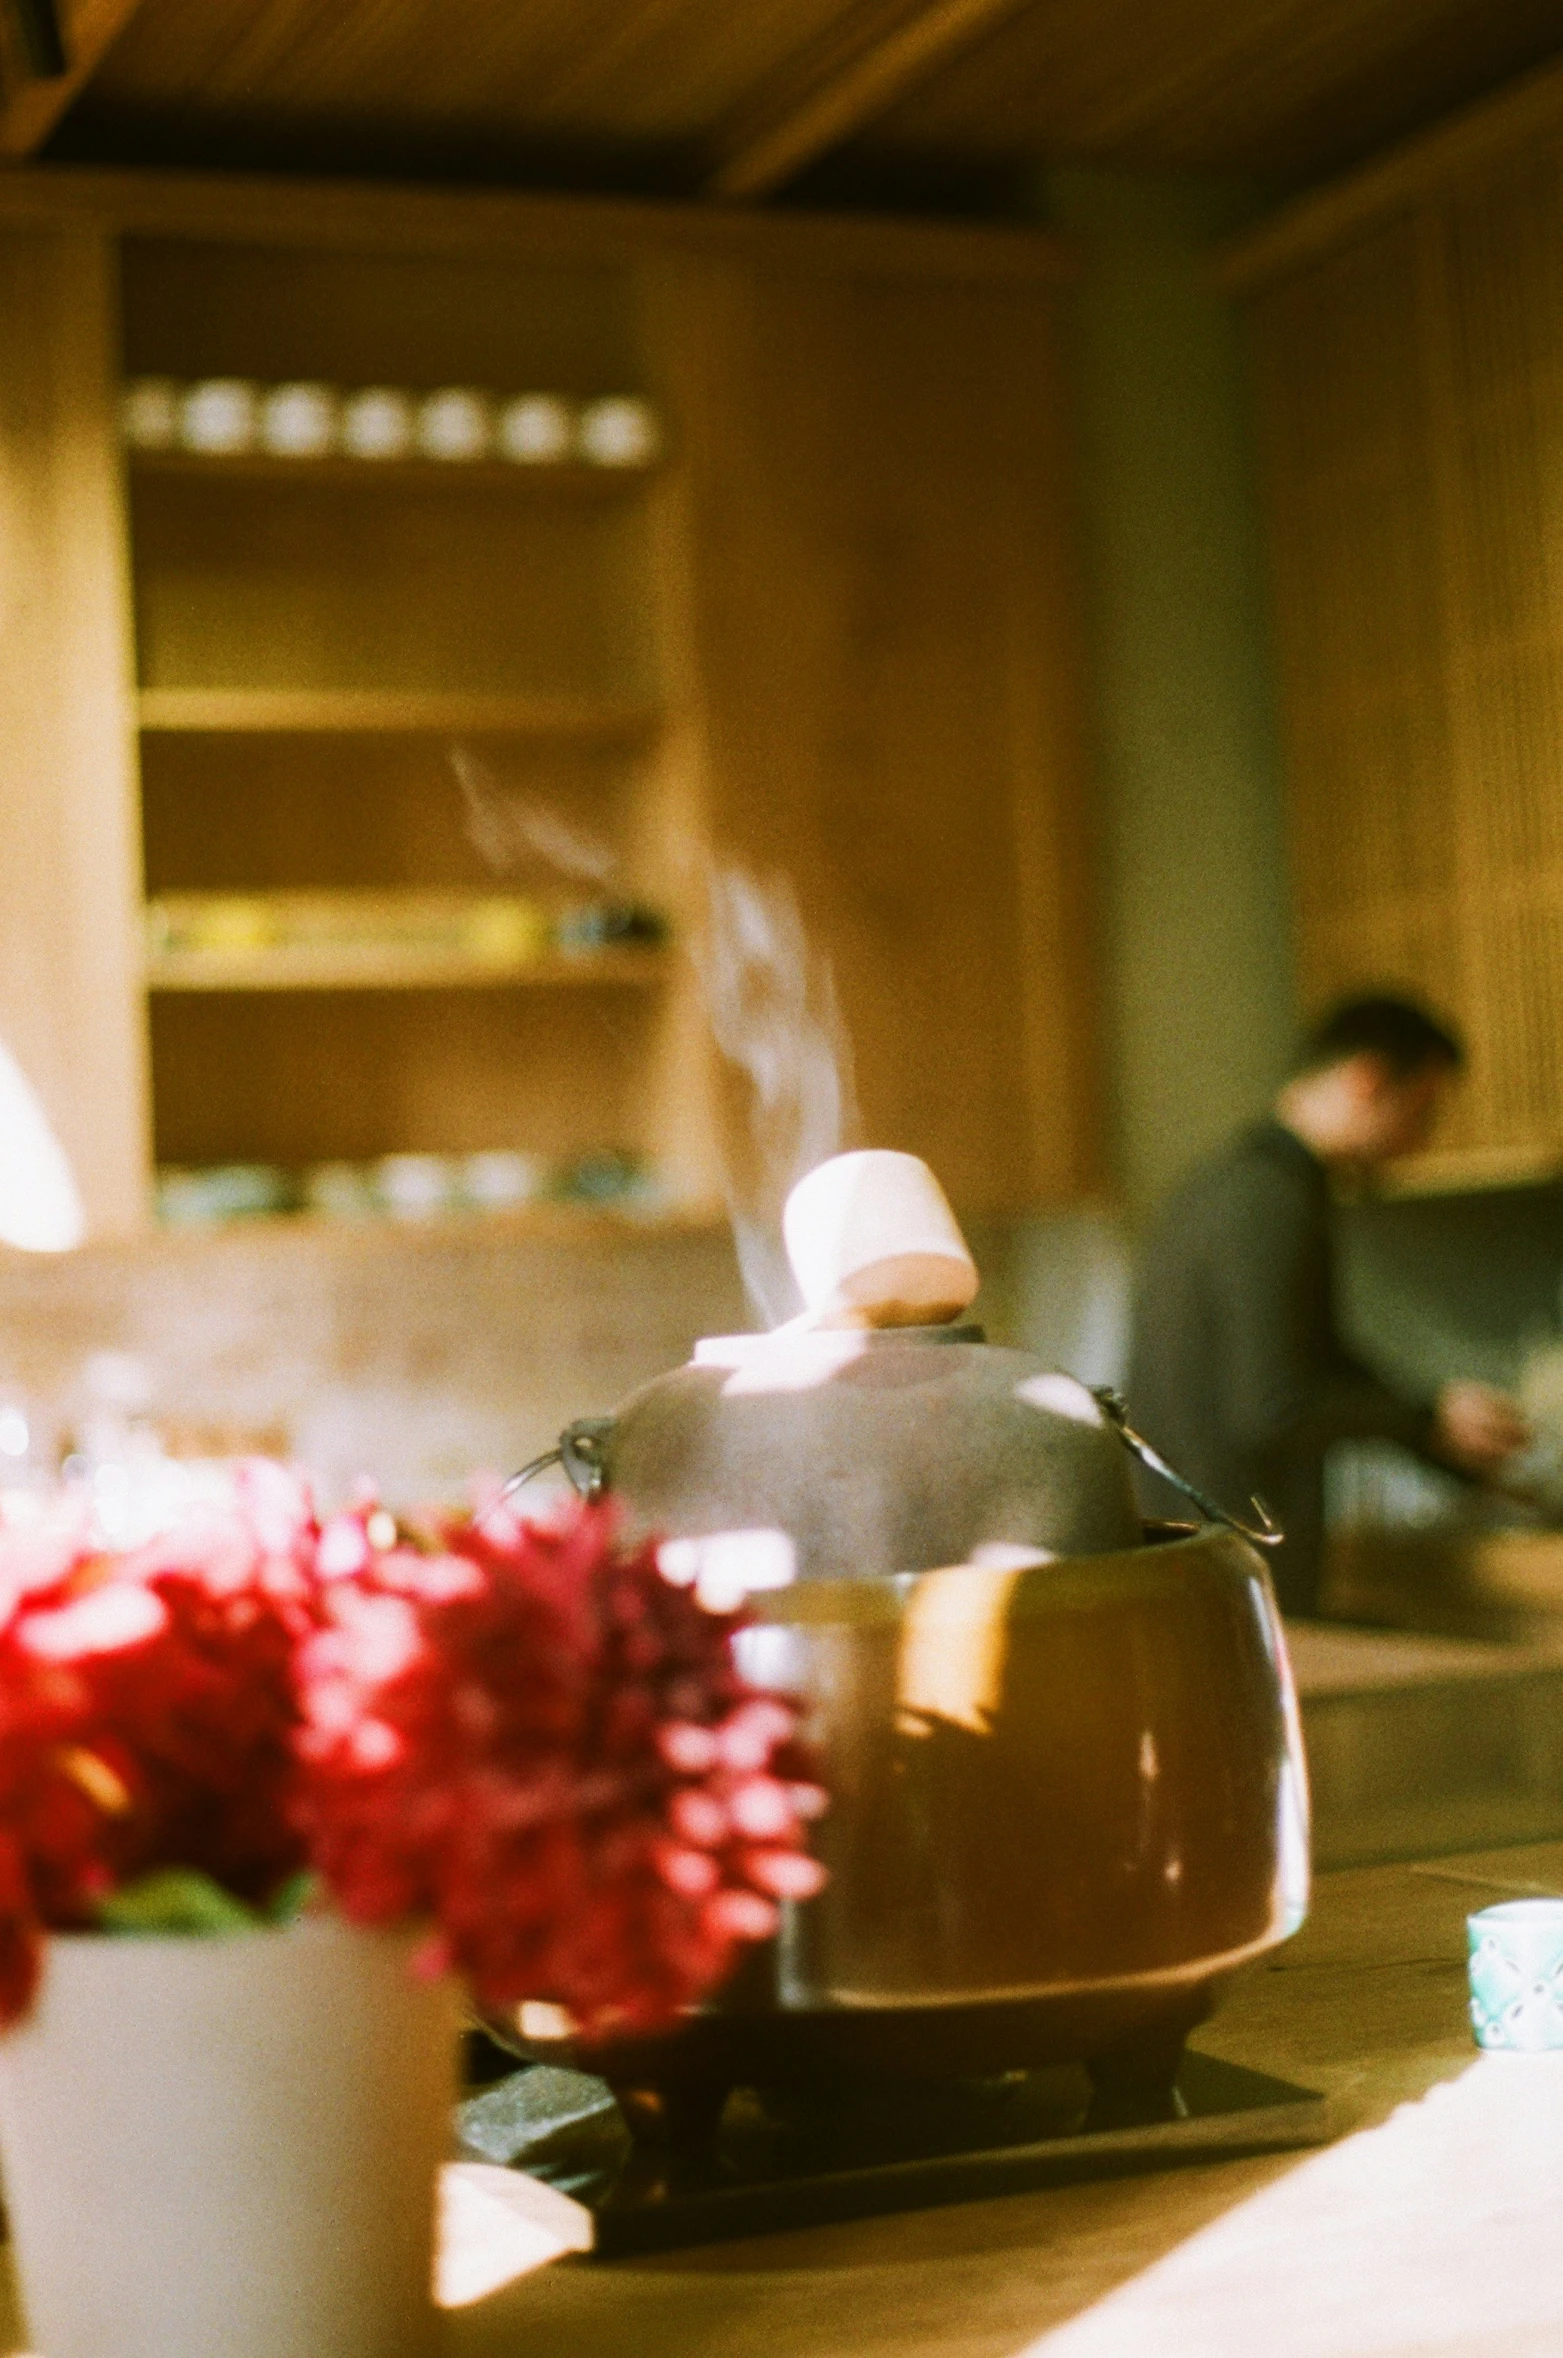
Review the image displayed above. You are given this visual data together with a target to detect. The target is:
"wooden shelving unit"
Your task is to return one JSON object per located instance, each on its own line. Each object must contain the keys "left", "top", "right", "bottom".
{"left": 0, "top": 173, "right": 1104, "bottom": 1239}
{"left": 112, "top": 235, "right": 707, "bottom": 1206}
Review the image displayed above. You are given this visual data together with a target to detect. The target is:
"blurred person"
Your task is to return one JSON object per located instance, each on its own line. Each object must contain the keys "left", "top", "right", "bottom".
{"left": 1126, "top": 995, "right": 1530, "bottom": 1618}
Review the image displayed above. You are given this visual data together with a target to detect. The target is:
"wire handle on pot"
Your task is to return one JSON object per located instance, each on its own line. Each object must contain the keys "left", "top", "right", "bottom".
{"left": 501, "top": 1417, "right": 615, "bottom": 1505}
{"left": 1089, "top": 1388, "right": 1283, "bottom": 1550}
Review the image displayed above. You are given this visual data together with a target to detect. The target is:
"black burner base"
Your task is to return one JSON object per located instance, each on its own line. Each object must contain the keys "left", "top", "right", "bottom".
{"left": 456, "top": 2051, "right": 1331, "bottom": 2257}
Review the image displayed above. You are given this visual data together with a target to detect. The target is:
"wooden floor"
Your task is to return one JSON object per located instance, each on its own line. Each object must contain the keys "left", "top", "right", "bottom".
{"left": 6, "top": 1839, "right": 1560, "bottom": 2356}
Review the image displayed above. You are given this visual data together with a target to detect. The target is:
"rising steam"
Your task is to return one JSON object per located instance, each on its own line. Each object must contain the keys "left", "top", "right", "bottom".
{"left": 450, "top": 747, "right": 856, "bottom": 1329}
{"left": 698, "top": 865, "right": 858, "bottom": 1327}
{"left": 452, "top": 745, "right": 618, "bottom": 886}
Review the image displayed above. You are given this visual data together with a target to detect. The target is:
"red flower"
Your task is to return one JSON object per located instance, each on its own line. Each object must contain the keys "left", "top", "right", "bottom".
{"left": 0, "top": 1473, "right": 324, "bottom": 2024}
{"left": 295, "top": 1496, "right": 826, "bottom": 2037}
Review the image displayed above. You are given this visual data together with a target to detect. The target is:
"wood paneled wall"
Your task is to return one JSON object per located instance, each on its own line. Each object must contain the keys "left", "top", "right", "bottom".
{"left": 1246, "top": 140, "right": 1563, "bottom": 1177}
{"left": 0, "top": 228, "right": 148, "bottom": 1232}
{"left": 651, "top": 251, "right": 1103, "bottom": 1214}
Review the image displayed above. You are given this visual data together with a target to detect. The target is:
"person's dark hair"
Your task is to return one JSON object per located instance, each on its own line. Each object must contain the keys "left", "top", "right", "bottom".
{"left": 1294, "top": 993, "right": 1464, "bottom": 1078}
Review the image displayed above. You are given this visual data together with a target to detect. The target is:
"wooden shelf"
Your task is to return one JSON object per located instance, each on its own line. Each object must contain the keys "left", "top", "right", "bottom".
{"left": 126, "top": 447, "right": 657, "bottom": 496}
{"left": 136, "top": 687, "right": 662, "bottom": 739}
{"left": 146, "top": 942, "right": 669, "bottom": 993}
{"left": 1373, "top": 1142, "right": 1563, "bottom": 1198}
{"left": 139, "top": 1201, "right": 729, "bottom": 1253}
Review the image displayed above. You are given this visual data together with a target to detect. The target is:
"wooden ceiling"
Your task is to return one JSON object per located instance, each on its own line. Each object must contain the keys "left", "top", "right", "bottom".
{"left": 12, "top": 0, "right": 1563, "bottom": 205}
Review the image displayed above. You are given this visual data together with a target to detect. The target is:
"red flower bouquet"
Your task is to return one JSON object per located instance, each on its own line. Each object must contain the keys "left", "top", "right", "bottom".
{"left": 296, "top": 1491, "right": 826, "bottom": 2036}
{"left": 0, "top": 1470, "right": 824, "bottom": 2035}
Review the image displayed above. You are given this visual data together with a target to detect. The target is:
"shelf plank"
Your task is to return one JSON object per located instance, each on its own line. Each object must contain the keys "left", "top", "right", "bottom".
{"left": 136, "top": 1201, "right": 729, "bottom": 1251}
{"left": 145, "top": 943, "right": 670, "bottom": 993}
{"left": 137, "top": 687, "right": 662, "bottom": 738}
{"left": 127, "top": 448, "right": 656, "bottom": 496}
{"left": 1372, "top": 1142, "right": 1563, "bottom": 1198}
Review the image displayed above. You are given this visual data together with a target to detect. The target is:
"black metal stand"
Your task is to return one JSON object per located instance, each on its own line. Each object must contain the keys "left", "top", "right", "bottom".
{"left": 457, "top": 2049, "right": 1331, "bottom": 2258}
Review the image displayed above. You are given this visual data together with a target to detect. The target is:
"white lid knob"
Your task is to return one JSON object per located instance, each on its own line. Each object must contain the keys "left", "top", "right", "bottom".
{"left": 782, "top": 1150, "right": 978, "bottom": 1329}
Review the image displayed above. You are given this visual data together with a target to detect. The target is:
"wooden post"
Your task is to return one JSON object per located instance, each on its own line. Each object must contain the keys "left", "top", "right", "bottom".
{"left": 0, "top": 226, "right": 149, "bottom": 1237}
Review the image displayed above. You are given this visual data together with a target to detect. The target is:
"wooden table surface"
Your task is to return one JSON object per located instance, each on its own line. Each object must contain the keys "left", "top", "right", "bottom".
{"left": 8, "top": 1842, "right": 1563, "bottom": 2356}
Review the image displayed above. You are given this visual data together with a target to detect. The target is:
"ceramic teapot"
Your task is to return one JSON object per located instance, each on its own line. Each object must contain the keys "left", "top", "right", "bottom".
{"left": 501, "top": 1154, "right": 1308, "bottom": 2134}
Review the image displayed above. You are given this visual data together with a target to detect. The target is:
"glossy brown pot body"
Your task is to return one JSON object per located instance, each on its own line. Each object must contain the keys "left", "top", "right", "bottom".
{"left": 504, "top": 1527, "right": 1308, "bottom": 2105}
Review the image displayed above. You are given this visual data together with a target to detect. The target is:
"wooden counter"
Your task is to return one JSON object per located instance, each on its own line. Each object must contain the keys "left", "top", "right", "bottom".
{"left": 6, "top": 1841, "right": 1562, "bottom": 2355}
{"left": 1288, "top": 1623, "right": 1563, "bottom": 1865}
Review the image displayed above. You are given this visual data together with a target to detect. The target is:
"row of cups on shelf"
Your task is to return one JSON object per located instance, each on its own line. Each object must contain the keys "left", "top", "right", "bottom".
{"left": 156, "top": 1147, "right": 660, "bottom": 1230}
{"left": 121, "top": 376, "right": 663, "bottom": 469}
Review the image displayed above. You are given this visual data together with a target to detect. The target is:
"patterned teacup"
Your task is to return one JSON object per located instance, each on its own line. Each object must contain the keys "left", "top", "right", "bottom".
{"left": 1468, "top": 1899, "right": 1563, "bottom": 2051}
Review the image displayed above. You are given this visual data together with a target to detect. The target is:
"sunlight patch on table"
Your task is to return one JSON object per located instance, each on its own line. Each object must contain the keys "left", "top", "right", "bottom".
{"left": 1018, "top": 2057, "right": 1563, "bottom": 2357}
{"left": 436, "top": 2159, "right": 593, "bottom": 2306}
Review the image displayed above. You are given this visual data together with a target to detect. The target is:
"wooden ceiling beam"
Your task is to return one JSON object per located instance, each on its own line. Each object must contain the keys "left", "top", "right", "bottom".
{"left": 1220, "top": 43, "right": 1563, "bottom": 293}
{"left": 706, "top": 0, "right": 1034, "bottom": 203}
{"left": 0, "top": 158, "right": 1078, "bottom": 280}
{"left": 0, "top": 0, "right": 144, "bottom": 159}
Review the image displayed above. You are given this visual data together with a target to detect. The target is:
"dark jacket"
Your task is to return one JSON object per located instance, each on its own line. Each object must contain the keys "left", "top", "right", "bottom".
{"left": 1126, "top": 1119, "right": 1439, "bottom": 1616}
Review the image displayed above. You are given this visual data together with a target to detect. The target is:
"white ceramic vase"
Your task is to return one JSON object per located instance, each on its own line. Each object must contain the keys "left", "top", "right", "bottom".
{"left": 0, "top": 1919, "right": 454, "bottom": 2358}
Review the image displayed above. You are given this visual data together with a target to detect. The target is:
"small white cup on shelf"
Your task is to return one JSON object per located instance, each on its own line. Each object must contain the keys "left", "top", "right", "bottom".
{"left": 259, "top": 382, "right": 338, "bottom": 458}
{"left": 496, "top": 393, "right": 576, "bottom": 466}
{"left": 576, "top": 395, "right": 661, "bottom": 469}
{"left": 178, "top": 379, "right": 259, "bottom": 456}
{"left": 340, "top": 386, "right": 416, "bottom": 461}
{"left": 415, "top": 387, "right": 493, "bottom": 462}
{"left": 374, "top": 1153, "right": 460, "bottom": 1221}
{"left": 120, "top": 377, "right": 181, "bottom": 451}
{"left": 462, "top": 1151, "right": 546, "bottom": 1212}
